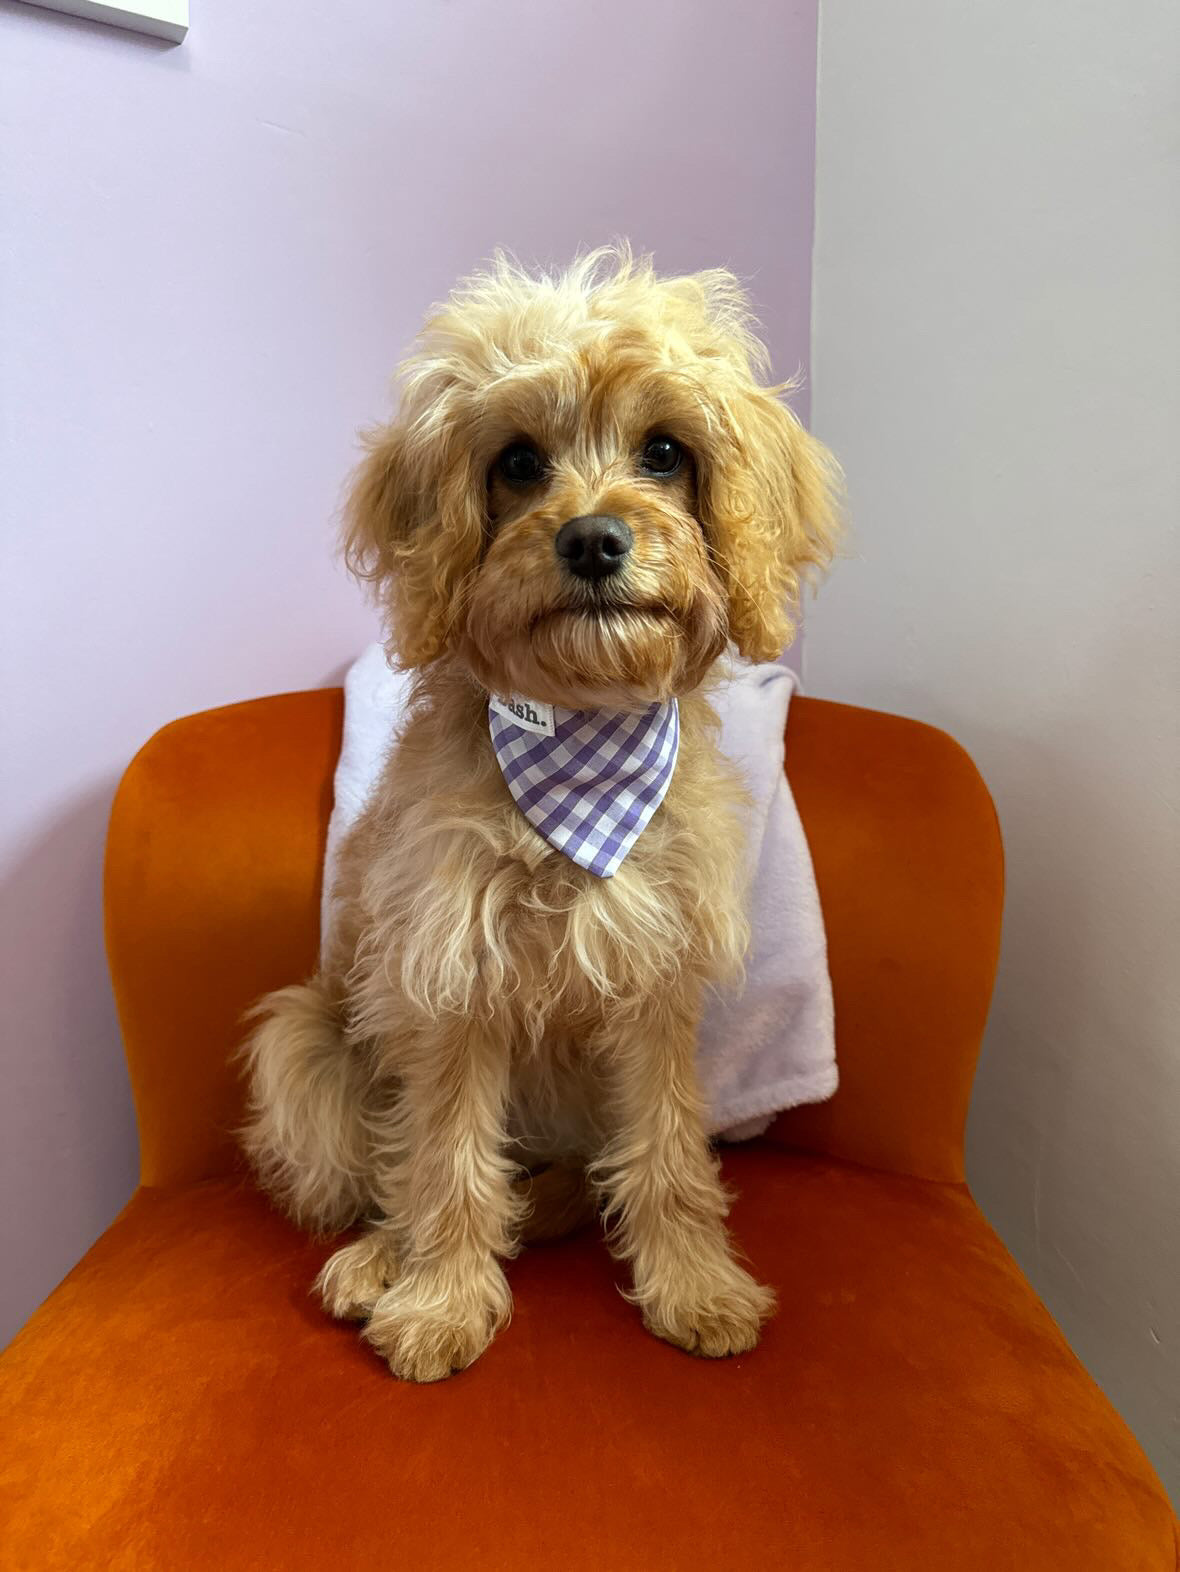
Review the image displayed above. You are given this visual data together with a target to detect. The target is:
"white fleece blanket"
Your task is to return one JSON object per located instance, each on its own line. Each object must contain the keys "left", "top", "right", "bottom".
{"left": 321, "top": 644, "right": 837, "bottom": 1141}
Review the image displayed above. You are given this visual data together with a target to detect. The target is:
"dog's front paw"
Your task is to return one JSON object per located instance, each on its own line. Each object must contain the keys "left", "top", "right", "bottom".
{"left": 642, "top": 1258, "right": 775, "bottom": 1359}
{"left": 315, "top": 1231, "right": 399, "bottom": 1321}
{"left": 363, "top": 1265, "right": 510, "bottom": 1382}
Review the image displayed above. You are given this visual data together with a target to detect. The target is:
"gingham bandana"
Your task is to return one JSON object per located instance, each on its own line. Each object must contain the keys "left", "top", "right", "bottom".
{"left": 488, "top": 694, "right": 680, "bottom": 878}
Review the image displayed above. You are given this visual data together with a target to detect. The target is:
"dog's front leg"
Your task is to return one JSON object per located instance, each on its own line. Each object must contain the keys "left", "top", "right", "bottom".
{"left": 595, "top": 989, "right": 775, "bottom": 1358}
{"left": 364, "top": 1017, "right": 518, "bottom": 1382}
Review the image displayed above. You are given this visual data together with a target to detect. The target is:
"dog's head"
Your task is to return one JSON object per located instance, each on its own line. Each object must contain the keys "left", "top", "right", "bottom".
{"left": 345, "top": 247, "right": 840, "bottom": 707}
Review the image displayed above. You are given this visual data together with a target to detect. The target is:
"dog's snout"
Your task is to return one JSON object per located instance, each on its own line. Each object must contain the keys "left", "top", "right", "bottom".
{"left": 554, "top": 515, "right": 634, "bottom": 581}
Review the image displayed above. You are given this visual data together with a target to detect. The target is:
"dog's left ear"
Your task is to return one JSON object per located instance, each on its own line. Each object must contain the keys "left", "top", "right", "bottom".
{"left": 699, "top": 388, "right": 842, "bottom": 663}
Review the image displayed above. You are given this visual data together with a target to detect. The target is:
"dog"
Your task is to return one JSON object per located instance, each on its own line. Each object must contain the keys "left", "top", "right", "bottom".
{"left": 242, "top": 246, "right": 840, "bottom": 1382}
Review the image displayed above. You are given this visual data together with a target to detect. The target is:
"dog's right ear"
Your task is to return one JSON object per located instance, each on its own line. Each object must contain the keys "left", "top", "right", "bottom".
{"left": 342, "top": 408, "right": 485, "bottom": 668}
{"left": 341, "top": 421, "right": 415, "bottom": 587}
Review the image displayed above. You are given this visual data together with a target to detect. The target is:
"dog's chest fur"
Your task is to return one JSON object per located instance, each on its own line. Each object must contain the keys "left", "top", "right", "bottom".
{"left": 330, "top": 663, "right": 749, "bottom": 1113}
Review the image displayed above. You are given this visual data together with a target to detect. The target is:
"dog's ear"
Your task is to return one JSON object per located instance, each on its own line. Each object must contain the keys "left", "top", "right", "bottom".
{"left": 342, "top": 408, "right": 485, "bottom": 668}
{"left": 698, "top": 388, "right": 842, "bottom": 663}
{"left": 341, "top": 420, "right": 417, "bottom": 586}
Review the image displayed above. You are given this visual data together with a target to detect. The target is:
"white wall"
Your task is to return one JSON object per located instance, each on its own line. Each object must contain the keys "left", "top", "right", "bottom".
{"left": 809, "top": 1, "right": 1179, "bottom": 1492}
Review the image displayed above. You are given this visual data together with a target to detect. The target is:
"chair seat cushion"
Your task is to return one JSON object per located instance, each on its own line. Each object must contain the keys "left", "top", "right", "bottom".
{"left": 2, "top": 1147, "right": 1172, "bottom": 1570}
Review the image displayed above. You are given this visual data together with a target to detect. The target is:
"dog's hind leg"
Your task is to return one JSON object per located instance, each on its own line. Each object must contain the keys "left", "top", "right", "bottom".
{"left": 240, "top": 978, "right": 374, "bottom": 1234}
{"left": 316, "top": 1077, "right": 410, "bottom": 1321}
{"left": 315, "top": 1223, "right": 401, "bottom": 1320}
{"left": 317, "top": 1147, "right": 594, "bottom": 1325}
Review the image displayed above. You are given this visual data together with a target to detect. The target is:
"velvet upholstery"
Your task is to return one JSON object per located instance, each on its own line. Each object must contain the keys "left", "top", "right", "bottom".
{"left": 2, "top": 690, "right": 1174, "bottom": 1568}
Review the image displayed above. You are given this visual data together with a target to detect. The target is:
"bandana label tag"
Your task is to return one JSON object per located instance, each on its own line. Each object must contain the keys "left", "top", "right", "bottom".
{"left": 489, "top": 694, "right": 555, "bottom": 737}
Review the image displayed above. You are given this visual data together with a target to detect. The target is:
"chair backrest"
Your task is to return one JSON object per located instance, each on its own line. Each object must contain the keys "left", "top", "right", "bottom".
{"left": 104, "top": 689, "right": 1002, "bottom": 1189}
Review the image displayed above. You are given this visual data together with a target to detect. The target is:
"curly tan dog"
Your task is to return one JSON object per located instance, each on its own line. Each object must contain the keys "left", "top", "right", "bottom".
{"left": 242, "top": 246, "right": 840, "bottom": 1382}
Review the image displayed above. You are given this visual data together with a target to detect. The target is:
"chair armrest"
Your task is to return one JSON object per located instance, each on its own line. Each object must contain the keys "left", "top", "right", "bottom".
{"left": 771, "top": 696, "right": 1004, "bottom": 1182}
{"left": 104, "top": 689, "right": 343, "bottom": 1186}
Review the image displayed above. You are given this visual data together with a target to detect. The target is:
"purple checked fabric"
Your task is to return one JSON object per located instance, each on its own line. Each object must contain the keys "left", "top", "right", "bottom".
{"left": 488, "top": 696, "right": 680, "bottom": 878}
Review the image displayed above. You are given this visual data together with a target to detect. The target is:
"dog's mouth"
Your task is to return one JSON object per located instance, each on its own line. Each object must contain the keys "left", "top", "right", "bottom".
{"left": 528, "top": 601, "right": 676, "bottom": 633}
{"left": 462, "top": 585, "right": 722, "bottom": 711}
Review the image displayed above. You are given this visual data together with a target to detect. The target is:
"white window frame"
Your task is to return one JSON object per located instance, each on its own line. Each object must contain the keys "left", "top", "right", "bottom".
{"left": 17, "top": 1, "right": 188, "bottom": 44}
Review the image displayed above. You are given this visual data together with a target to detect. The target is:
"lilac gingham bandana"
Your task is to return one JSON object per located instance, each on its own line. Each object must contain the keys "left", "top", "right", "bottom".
{"left": 488, "top": 694, "right": 680, "bottom": 878}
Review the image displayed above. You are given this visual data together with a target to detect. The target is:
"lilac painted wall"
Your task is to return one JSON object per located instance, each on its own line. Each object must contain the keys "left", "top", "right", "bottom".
{"left": 0, "top": 0, "right": 818, "bottom": 1343}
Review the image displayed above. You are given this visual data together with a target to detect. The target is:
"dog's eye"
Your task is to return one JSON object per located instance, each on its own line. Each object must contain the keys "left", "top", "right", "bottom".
{"left": 640, "top": 435, "right": 683, "bottom": 476}
{"left": 497, "top": 442, "right": 546, "bottom": 486}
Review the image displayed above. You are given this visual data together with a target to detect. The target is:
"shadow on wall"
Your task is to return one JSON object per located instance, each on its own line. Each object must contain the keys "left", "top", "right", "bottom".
{"left": 0, "top": 778, "right": 141, "bottom": 1346}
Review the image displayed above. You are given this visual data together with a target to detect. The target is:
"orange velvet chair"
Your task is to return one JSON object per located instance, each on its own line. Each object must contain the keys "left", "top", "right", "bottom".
{"left": 1, "top": 690, "right": 1174, "bottom": 1570}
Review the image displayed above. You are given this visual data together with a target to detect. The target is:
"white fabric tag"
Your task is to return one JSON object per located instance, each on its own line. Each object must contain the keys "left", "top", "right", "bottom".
{"left": 489, "top": 695, "right": 555, "bottom": 736}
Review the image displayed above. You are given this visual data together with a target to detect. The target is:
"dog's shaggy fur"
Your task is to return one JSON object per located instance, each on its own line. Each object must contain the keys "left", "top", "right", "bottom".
{"left": 242, "top": 246, "right": 840, "bottom": 1381}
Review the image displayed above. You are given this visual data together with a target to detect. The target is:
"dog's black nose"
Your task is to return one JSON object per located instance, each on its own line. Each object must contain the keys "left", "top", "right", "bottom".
{"left": 554, "top": 515, "right": 634, "bottom": 580}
